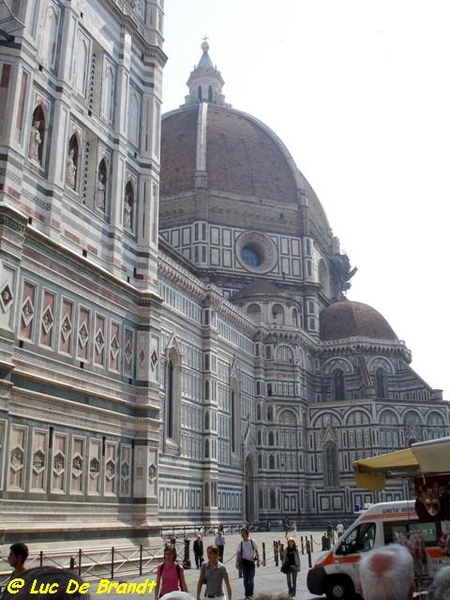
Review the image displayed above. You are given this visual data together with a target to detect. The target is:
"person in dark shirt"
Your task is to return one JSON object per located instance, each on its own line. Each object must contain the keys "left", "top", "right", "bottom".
{"left": 281, "top": 538, "right": 300, "bottom": 598}
{"left": 193, "top": 534, "right": 204, "bottom": 569}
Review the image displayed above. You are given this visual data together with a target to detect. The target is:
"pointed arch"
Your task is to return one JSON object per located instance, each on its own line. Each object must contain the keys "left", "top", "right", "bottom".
{"left": 165, "top": 342, "right": 181, "bottom": 447}
{"left": 66, "top": 134, "right": 79, "bottom": 190}
{"left": 29, "top": 105, "right": 46, "bottom": 164}
{"left": 41, "top": 5, "right": 59, "bottom": 67}
{"left": 102, "top": 64, "right": 114, "bottom": 121}
{"left": 272, "top": 303, "right": 284, "bottom": 325}
{"left": 323, "top": 441, "right": 339, "bottom": 488}
{"left": 96, "top": 158, "right": 107, "bottom": 211}
{"left": 124, "top": 180, "right": 135, "bottom": 231}
{"left": 129, "top": 90, "right": 140, "bottom": 146}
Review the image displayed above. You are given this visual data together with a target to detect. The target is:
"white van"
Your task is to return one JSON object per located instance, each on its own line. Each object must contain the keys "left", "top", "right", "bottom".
{"left": 307, "top": 500, "right": 450, "bottom": 600}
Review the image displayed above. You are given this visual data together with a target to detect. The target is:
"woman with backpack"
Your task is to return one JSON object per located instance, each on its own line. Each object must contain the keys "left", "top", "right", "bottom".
{"left": 155, "top": 545, "right": 188, "bottom": 598}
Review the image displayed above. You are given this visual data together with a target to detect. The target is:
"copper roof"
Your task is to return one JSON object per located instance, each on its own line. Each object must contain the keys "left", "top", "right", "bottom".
{"left": 320, "top": 300, "right": 398, "bottom": 341}
{"left": 161, "top": 104, "right": 299, "bottom": 203}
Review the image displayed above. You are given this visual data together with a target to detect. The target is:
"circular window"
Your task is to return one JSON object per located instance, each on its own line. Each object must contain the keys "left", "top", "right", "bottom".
{"left": 236, "top": 231, "right": 278, "bottom": 274}
{"left": 242, "top": 244, "right": 263, "bottom": 267}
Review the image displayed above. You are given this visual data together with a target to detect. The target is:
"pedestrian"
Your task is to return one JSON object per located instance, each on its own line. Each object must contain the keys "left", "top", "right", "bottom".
{"left": 321, "top": 532, "right": 330, "bottom": 551}
{"left": 155, "top": 545, "right": 188, "bottom": 598}
{"left": 196, "top": 545, "right": 232, "bottom": 600}
{"left": 281, "top": 538, "right": 300, "bottom": 598}
{"left": 236, "top": 526, "right": 260, "bottom": 600}
{"left": 193, "top": 534, "right": 204, "bottom": 569}
{"left": 6, "top": 542, "right": 28, "bottom": 576}
{"left": 359, "top": 543, "right": 414, "bottom": 600}
{"left": 215, "top": 526, "right": 225, "bottom": 562}
{"left": 428, "top": 566, "right": 450, "bottom": 600}
{"left": 1, "top": 566, "right": 86, "bottom": 600}
{"left": 336, "top": 522, "right": 344, "bottom": 538}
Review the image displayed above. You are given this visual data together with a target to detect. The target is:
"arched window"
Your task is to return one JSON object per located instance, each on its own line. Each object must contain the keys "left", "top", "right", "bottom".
{"left": 204, "top": 411, "right": 210, "bottom": 430}
{"left": 269, "top": 455, "right": 275, "bottom": 469}
{"left": 102, "top": 65, "right": 114, "bottom": 121}
{"left": 259, "top": 488, "right": 264, "bottom": 508}
{"left": 268, "top": 432, "right": 274, "bottom": 446}
{"left": 292, "top": 308, "right": 298, "bottom": 327}
{"left": 197, "top": 85, "right": 202, "bottom": 102}
{"left": 257, "top": 430, "right": 262, "bottom": 445}
{"left": 165, "top": 345, "right": 181, "bottom": 445}
{"left": 66, "top": 134, "right": 79, "bottom": 190}
{"left": 272, "top": 304, "right": 284, "bottom": 325}
{"left": 208, "top": 85, "right": 213, "bottom": 103}
{"left": 375, "top": 368, "right": 388, "bottom": 398}
{"left": 247, "top": 303, "right": 261, "bottom": 322}
{"left": 323, "top": 442, "right": 339, "bottom": 488}
{"left": 124, "top": 181, "right": 134, "bottom": 231}
{"left": 258, "top": 454, "right": 262, "bottom": 469}
{"left": 256, "top": 404, "right": 261, "bottom": 421}
{"left": 276, "top": 345, "right": 294, "bottom": 362}
{"left": 75, "top": 36, "right": 89, "bottom": 95}
{"left": 333, "top": 369, "right": 346, "bottom": 401}
{"left": 204, "top": 482, "right": 209, "bottom": 507}
{"left": 267, "top": 406, "right": 273, "bottom": 421}
{"left": 42, "top": 6, "right": 58, "bottom": 66}
{"left": 29, "top": 106, "right": 46, "bottom": 164}
{"left": 204, "top": 439, "right": 209, "bottom": 458}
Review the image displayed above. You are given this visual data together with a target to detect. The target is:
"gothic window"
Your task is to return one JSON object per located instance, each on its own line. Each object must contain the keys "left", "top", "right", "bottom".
{"left": 204, "top": 411, "right": 210, "bottom": 430}
{"left": 257, "top": 430, "right": 262, "bottom": 445}
{"left": 375, "top": 368, "right": 388, "bottom": 398}
{"left": 323, "top": 442, "right": 339, "bottom": 488}
{"left": 333, "top": 369, "right": 346, "bottom": 401}
{"left": 256, "top": 404, "right": 262, "bottom": 421}
{"left": 197, "top": 85, "right": 202, "bottom": 102}
{"left": 208, "top": 85, "right": 213, "bottom": 103}
{"left": 41, "top": 4, "right": 59, "bottom": 68}
{"left": 204, "top": 439, "right": 209, "bottom": 458}
{"left": 102, "top": 63, "right": 114, "bottom": 122}
{"left": 165, "top": 345, "right": 181, "bottom": 446}
{"left": 230, "top": 389, "right": 238, "bottom": 453}
{"left": 129, "top": 89, "right": 140, "bottom": 146}
{"left": 74, "top": 31, "right": 90, "bottom": 96}
{"left": 268, "top": 432, "right": 274, "bottom": 446}
{"left": 269, "top": 455, "right": 275, "bottom": 469}
{"left": 267, "top": 406, "right": 273, "bottom": 421}
{"left": 28, "top": 106, "right": 45, "bottom": 164}
{"left": 292, "top": 308, "right": 298, "bottom": 326}
{"left": 124, "top": 180, "right": 135, "bottom": 231}
{"left": 259, "top": 488, "right": 264, "bottom": 508}
{"left": 204, "top": 482, "right": 209, "bottom": 506}
{"left": 258, "top": 454, "right": 262, "bottom": 469}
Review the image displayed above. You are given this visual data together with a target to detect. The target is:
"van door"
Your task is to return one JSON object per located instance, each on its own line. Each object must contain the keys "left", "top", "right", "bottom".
{"left": 325, "top": 521, "right": 377, "bottom": 599}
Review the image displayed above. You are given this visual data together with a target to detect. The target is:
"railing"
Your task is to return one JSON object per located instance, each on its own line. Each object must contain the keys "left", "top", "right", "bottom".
{"left": 0, "top": 523, "right": 264, "bottom": 588}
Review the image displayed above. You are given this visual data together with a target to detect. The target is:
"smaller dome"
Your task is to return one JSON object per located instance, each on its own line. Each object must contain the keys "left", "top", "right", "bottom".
{"left": 320, "top": 300, "right": 398, "bottom": 341}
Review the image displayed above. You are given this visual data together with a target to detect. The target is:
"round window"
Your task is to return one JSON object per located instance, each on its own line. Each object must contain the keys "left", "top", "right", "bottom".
{"left": 235, "top": 231, "right": 278, "bottom": 274}
{"left": 242, "top": 244, "right": 263, "bottom": 267}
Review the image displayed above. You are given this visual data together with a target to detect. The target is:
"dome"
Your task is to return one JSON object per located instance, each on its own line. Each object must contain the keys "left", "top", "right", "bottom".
{"left": 320, "top": 300, "right": 398, "bottom": 341}
{"left": 161, "top": 104, "right": 300, "bottom": 204}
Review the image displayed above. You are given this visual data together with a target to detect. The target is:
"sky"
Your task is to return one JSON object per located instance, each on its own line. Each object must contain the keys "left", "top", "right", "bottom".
{"left": 162, "top": 0, "right": 449, "bottom": 400}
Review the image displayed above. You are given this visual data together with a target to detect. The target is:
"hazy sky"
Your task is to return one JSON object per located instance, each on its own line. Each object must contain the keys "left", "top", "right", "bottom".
{"left": 162, "top": 0, "right": 449, "bottom": 400}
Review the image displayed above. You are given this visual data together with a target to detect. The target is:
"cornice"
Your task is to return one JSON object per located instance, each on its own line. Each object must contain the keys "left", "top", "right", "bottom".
{"left": 319, "top": 337, "right": 412, "bottom": 362}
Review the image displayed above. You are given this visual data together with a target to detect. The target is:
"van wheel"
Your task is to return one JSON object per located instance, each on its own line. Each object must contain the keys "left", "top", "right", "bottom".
{"left": 326, "top": 576, "right": 355, "bottom": 600}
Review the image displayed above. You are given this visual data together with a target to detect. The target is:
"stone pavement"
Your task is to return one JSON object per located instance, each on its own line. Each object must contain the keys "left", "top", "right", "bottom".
{"left": 92, "top": 529, "right": 326, "bottom": 600}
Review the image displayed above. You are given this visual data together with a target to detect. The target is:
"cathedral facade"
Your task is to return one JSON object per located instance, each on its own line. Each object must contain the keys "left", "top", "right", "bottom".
{"left": 0, "top": 0, "right": 447, "bottom": 544}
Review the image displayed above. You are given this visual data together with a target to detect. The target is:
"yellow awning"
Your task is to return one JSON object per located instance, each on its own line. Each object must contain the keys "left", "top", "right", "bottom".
{"left": 353, "top": 437, "right": 450, "bottom": 491}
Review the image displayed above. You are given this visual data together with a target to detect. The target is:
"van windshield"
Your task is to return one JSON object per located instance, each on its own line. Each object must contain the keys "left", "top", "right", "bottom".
{"left": 336, "top": 522, "right": 376, "bottom": 555}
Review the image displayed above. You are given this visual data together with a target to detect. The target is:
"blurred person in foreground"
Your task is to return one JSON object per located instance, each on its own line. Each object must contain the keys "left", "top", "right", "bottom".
{"left": 428, "top": 565, "right": 450, "bottom": 600}
{"left": 359, "top": 543, "right": 414, "bottom": 600}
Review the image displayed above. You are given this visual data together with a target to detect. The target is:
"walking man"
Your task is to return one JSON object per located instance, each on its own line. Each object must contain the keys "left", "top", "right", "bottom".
{"left": 236, "top": 527, "right": 260, "bottom": 600}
